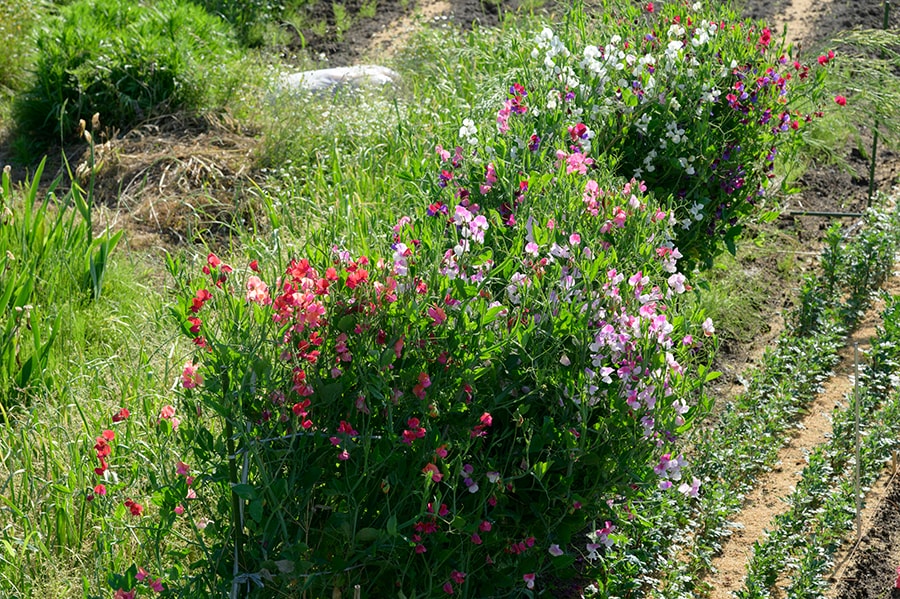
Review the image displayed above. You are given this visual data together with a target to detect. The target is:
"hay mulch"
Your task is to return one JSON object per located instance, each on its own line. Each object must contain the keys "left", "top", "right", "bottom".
{"left": 77, "top": 111, "right": 263, "bottom": 249}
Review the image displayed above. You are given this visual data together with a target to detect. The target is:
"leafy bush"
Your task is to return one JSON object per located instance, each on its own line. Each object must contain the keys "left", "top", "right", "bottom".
{"left": 525, "top": 3, "right": 829, "bottom": 268}
{"left": 155, "top": 19, "right": 727, "bottom": 591}
{"left": 165, "top": 174, "right": 715, "bottom": 597}
{"left": 14, "top": 0, "right": 242, "bottom": 143}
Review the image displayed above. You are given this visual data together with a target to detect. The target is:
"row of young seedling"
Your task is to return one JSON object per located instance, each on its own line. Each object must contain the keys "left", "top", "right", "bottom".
{"left": 603, "top": 200, "right": 900, "bottom": 598}
{"left": 736, "top": 294, "right": 900, "bottom": 598}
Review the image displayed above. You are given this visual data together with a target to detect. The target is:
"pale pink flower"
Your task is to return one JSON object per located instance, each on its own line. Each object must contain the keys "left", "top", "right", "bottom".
{"left": 246, "top": 276, "right": 271, "bottom": 305}
{"left": 181, "top": 362, "right": 203, "bottom": 389}
{"left": 678, "top": 477, "right": 702, "bottom": 498}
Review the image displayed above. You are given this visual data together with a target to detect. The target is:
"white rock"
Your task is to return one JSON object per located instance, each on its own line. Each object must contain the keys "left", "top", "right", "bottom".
{"left": 278, "top": 65, "right": 400, "bottom": 94}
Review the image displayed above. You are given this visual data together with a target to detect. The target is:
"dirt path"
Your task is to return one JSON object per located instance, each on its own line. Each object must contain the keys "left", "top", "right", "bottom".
{"left": 766, "top": 0, "right": 821, "bottom": 49}
{"left": 363, "top": 0, "right": 453, "bottom": 60}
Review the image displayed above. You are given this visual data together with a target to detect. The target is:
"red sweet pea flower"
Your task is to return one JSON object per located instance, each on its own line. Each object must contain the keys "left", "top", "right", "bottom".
{"left": 834, "top": 95, "right": 847, "bottom": 106}
{"left": 187, "top": 317, "right": 202, "bottom": 334}
{"left": 190, "top": 289, "right": 212, "bottom": 313}
{"left": 124, "top": 499, "right": 143, "bottom": 517}
{"left": 422, "top": 463, "right": 443, "bottom": 483}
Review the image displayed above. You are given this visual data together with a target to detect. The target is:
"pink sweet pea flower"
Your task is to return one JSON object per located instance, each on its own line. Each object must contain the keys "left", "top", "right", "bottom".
{"left": 181, "top": 362, "right": 203, "bottom": 389}
{"left": 423, "top": 463, "right": 443, "bottom": 483}
{"left": 523, "top": 573, "right": 536, "bottom": 589}
{"left": 246, "top": 276, "right": 271, "bottom": 305}
{"left": 428, "top": 305, "right": 447, "bottom": 326}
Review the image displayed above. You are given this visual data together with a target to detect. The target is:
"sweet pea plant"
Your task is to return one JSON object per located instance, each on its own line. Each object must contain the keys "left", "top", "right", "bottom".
{"left": 96, "top": 2, "right": 841, "bottom": 596}
{"left": 166, "top": 191, "right": 713, "bottom": 596}
{"left": 495, "top": 0, "right": 832, "bottom": 267}
{"left": 160, "top": 84, "right": 721, "bottom": 597}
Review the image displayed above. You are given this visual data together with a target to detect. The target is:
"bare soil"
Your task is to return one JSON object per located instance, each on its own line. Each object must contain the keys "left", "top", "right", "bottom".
{"left": 281, "top": 0, "right": 519, "bottom": 67}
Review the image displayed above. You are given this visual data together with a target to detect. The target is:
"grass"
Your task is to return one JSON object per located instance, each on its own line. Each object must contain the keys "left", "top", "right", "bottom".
{"left": 13, "top": 0, "right": 247, "bottom": 148}
{"left": 0, "top": 0, "right": 39, "bottom": 96}
{"left": 0, "top": 250, "right": 181, "bottom": 597}
{"left": 694, "top": 225, "right": 804, "bottom": 347}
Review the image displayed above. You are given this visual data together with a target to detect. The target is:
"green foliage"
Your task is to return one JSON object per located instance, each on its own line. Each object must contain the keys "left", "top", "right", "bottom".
{"left": 0, "top": 0, "right": 40, "bottom": 97}
{"left": 738, "top": 289, "right": 900, "bottom": 599}
{"left": 648, "top": 201, "right": 900, "bottom": 598}
{"left": 14, "top": 0, "right": 243, "bottom": 144}
{"left": 193, "top": 0, "right": 285, "bottom": 47}
{"left": 0, "top": 135, "right": 121, "bottom": 403}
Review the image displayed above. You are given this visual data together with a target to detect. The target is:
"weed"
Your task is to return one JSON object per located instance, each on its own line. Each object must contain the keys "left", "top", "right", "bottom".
{"left": 359, "top": 0, "right": 378, "bottom": 19}
{"left": 333, "top": 2, "right": 350, "bottom": 42}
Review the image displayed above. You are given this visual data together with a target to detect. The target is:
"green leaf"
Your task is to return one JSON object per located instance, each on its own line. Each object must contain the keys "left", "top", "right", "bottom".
{"left": 386, "top": 515, "right": 398, "bottom": 537}
{"left": 379, "top": 346, "right": 396, "bottom": 368}
{"left": 337, "top": 314, "right": 356, "bottom": 332}
{"left": 355, "top": 527, "right": 380, "bottom": 543}
{"left": 248, "top": 499, "right": 263, "bottom": 523}
{"left": 231, "top": 483, "right": 256, "bottom": 500}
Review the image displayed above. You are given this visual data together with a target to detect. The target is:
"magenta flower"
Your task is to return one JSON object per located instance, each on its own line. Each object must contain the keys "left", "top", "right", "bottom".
{"left": 428, "top": 305, "right": 447, "bottom": 326}
{"left": 422, "top": 463, "right": 443, "bottom": 483}
{"left": 337, "top": 421, "right": 359, "bottom": 436}
{"left": 834, "top": 95, "right": 847, "bottom": 106}
{"left": 401, "top": 418, "right": 426, "bottom": 444}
